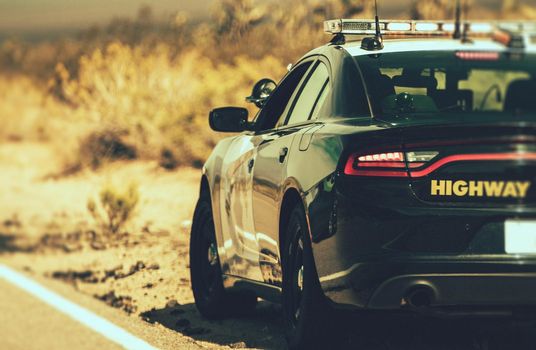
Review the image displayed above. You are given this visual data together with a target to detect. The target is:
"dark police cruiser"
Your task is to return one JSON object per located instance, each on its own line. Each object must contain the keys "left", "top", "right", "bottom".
{"left": 189, "top": 15, "right": 536, "bottom": 349}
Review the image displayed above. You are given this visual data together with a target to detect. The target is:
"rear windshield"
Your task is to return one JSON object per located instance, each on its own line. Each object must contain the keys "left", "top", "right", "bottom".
{"left": 355, "top": 51, "right": 536, "bottom": 124}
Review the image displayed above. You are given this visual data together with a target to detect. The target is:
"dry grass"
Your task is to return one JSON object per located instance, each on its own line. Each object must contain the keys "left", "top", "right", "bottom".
{"left": 87, "top": 182, "right": 140, "bottom": 235}
{"left": 1, "top": 0, "right": 535, "bottom": 171}
{"left": 52, "top": 44, "right": 285, "bottom": 167}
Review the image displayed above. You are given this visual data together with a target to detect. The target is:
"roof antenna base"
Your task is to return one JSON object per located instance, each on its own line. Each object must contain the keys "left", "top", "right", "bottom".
{"left": 330, "top": 33, "right": 346, "bottom": 45}
{"left": 361, "top": 1, "right": 384, "bottom": 51}
{"left": 361, "top": 36, "right": 383, "bottom": 51}
{"left": 461, "top": 23, "right": 473, "bottom": 43}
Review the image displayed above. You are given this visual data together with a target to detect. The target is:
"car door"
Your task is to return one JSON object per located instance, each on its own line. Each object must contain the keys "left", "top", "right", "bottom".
{"left": 251, "top": 60, "right": 332, "bottom": 286}
{"left": 218, "top": 134, "right": 260, "bottom": 279}
{"left": 218, "top": 59, "right": 316, "bottom": 281}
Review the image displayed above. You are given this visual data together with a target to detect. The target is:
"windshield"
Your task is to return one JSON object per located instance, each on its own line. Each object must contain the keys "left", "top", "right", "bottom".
{"left": 355, "top": 51, "right": 536, "bottom": 123}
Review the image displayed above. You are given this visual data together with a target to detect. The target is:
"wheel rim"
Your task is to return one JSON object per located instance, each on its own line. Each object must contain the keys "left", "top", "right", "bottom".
{"left": 288, "top": 226, "right": 304, "bottom": 328}
{"left": 197, "top": 211, "right": 220, "bottom": 298}
{"left": 208, "top": 243, "right": 219, "bottom": 266}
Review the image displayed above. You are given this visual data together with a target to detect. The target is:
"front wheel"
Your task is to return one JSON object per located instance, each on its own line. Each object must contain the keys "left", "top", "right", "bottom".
{"left": 282, "top": 204, "right": 335, "bottom": 349}
{"left": 190, "top": 195, "right": 256, "bottom": 319}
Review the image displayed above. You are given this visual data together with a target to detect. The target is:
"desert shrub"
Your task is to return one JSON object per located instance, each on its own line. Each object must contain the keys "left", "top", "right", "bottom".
{"left": 0, "top": 75, "right": 75, "bottom": 142}
{"left": 51, "top": 42, "right": 286, "bottom": 168}
{"left": 0, "top": 0, "right": 401, "bottom": 170}
{"left": 410, "top": 0, "right": 467, "bottom": 20}
{"left": 3, "top": 0, "right": 536, "bottom": 172}
{"left": 87, "top": 183, "right": 140, "bottom": 234}
{"left": 79, "top": 129, "right": 137, "bottom": 169}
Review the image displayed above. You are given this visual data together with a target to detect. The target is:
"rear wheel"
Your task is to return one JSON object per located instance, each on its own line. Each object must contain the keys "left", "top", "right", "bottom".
{"left": 282, "top": 204, "right": 335, "bottom": 349}
{"left": 190, "top": 194, "right": 256, "bottom": 319}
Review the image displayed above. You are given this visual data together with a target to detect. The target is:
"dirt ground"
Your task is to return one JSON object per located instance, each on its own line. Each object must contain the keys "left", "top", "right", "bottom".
{"left": 4, "top": 141, "right": 536, "bottom": 350}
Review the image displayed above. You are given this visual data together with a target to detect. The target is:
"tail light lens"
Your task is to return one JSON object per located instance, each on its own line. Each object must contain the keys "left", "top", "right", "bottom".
{"left": 344, "top": 151, "right": 438, "bottom": 177}
{"left": 345, "top": 150, "right": 536, "bottom": 178}
{"left": 455, "top": 51, "right": 500, "bottom": 61}
{"left": 406, "top": 151, "right": 439, "bottom": 163}
{"left": 357, "top": 152, "right": 405, "bottom": 167}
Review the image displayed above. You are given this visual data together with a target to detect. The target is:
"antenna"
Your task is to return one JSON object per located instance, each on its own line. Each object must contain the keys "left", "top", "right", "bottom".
{"left": 360, "top": 0, "right": 384, "bottom": 50}
{"left": 461, "top": 0, "right": 471, "bottom": 43}
{"left": 374, "top": 0, "right": 383, "bottom": 43}
{"left": 453, "top": 0, "right": 462, "bottom": 39}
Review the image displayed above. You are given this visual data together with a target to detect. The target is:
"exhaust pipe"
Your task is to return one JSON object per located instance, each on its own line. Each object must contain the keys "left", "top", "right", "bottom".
{"left": 404, "top": 286, "right": 434, "bottom": 308}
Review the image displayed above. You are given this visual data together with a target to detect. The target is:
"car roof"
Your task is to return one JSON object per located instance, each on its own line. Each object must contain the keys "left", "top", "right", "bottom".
{"left": 297, "top": 37, "right": 536, "bottom": 70}
{"left": 302, "top": 38, "right": 536, "bottom": 60}
{"left": 343, "top": 38, "right": 513, "bottom": 56}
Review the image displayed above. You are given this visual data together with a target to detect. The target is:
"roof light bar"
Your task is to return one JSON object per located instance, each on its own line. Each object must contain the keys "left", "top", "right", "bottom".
{"left": 470, "top": 23, "right": 494, "bottom": 33}
{"left": 324, "top": 19, "right": 536, "bottom": 37}
{"left": 387, "top": 22, "right": 412, "bottom": 31}
{"left": 415, "top": 23, "right": 439, "bottom": 32}
{"left": 442, "top": 23, "right": 455, "bottom": 32}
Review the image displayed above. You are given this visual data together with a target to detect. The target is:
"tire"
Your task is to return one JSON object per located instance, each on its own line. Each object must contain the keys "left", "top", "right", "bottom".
{"left": 282, "top": 204, "right": 334, "bottom": 349}
{"left": 190, "top": 194, "right": 257, "bottom": 319}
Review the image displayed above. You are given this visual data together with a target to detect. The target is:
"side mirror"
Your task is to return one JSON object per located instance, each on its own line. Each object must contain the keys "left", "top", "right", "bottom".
{"left": 209, "top": 107, "right": 249, "bottom": 132}
{"left": 246, "top": 78, "right": 277, "bottom": 108}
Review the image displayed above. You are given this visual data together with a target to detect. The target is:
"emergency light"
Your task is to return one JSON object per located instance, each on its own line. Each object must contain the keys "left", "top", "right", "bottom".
{"left": 324, "top": 19, "right": 536, "bottom": 37}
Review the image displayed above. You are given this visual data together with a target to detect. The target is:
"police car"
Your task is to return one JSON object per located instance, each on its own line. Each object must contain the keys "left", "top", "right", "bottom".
{"left": 189, "top": 17, "right": 536, "bottom": 349}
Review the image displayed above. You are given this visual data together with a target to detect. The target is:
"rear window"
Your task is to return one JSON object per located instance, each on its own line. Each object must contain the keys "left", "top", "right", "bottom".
{"left": 355, "top": 51, "right": 536, "bottom": 124}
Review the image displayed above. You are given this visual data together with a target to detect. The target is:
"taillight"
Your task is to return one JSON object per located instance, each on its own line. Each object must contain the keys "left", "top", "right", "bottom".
{"left": 406, "top": 151, "right": 439, "bottom": 163}
{"left": 345, "top": 150, "right": 536, "bottom": 178}
{"left": 455, "top": 51, "right": 500, "bottom": 61}
{"left": 344, "top": 151, "right": 438, "bottom": 177}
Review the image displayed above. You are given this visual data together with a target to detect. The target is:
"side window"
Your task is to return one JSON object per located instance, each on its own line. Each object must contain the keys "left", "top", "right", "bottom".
{"left": 310, "top": 79, "right": 330, "bottom": 120}
{"left": 282, "top": 62, "right": 330, "bottom": 126}
{"left": 254, "top": 62, "right": 313, "bottom": 132}
{"left": 339, "top": 55, "right": 372, "bottom": 118}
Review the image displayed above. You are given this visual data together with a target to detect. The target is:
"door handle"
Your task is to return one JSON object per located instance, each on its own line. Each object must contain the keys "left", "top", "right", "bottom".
{"left": 248, "top": 159, "right": 254, "bottom": 173}
{"left": 279, "top": 147, "right": 289, "bottom": 163}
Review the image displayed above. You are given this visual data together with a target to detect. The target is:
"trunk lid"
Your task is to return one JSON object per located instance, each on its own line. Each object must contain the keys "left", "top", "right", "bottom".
{"left": 400, "top": 122, "right": 536, "bottom": 207}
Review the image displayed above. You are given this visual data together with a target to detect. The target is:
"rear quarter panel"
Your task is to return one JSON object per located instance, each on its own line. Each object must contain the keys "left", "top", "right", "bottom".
{"left": 287, "top": 119, "right": 416, "bottom": 306}
{"left": 286, "top": 120, "right": 398, "bottom": 243}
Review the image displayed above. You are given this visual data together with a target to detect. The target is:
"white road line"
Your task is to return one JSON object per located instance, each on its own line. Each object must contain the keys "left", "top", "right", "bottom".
{"left": 318, "top": 263, "right": 360, "bottom": 283}
{"left": 0, "top": 264, "right": 157, "bottom": 350}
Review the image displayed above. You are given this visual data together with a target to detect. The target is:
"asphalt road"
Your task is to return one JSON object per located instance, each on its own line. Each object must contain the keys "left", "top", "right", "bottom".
{"left": 2, "top": 262, "right": 536, "bottom": 350}
{"left": 0, "top": 265, "right": 206, "bottom": 350}
{"left": 0, "top": 279, "right": 124, "bottom": 350}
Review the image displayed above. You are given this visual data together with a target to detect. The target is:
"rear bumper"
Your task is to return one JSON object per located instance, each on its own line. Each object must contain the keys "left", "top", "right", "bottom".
{"left": 320, "top": 259, "right": 536, "bottom": 310}
{"left": 303, "top": 163, "right": 536, "bottom": 314}
{"left": 370, "top": 273, "right": 536, "bottom": 309}
{"left": 309, "top": 188, "right": 536, "bottom": 310}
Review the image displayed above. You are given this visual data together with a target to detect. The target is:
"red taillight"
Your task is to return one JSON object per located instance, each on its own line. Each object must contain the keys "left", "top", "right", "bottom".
{"left": 455, "top": 51, "right": 500, "bottom": 61}
{"left": 345, "top": 152, "right": 408, "bottom": 177}
{"left": 345, "top": 151, "right": 536, "bottom": 178}
{"left": 344, "top": 151, "right": 436, "bottom": 177}
{"left": 358, "top": 152, "right": 404, "bottom": 162}
{"left": 409, "top": 152, "right": 536, "bottom": 178}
